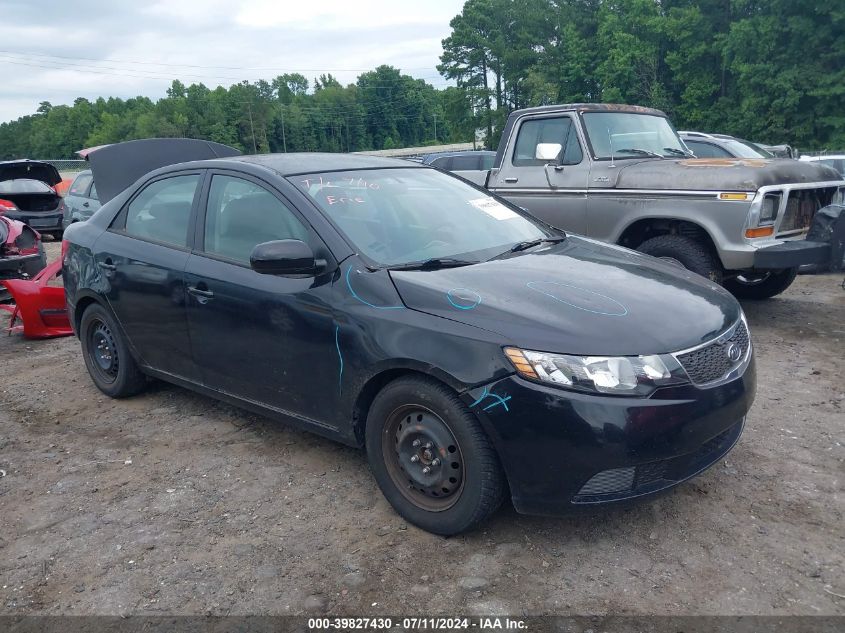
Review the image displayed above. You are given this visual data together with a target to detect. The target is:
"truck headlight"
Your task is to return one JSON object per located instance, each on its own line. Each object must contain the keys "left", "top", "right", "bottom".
{"left": 759, "top": 193, "right": 781, "bottom": 223}
{"left": 505, "top": 347, "right": 688, "bottom": 396}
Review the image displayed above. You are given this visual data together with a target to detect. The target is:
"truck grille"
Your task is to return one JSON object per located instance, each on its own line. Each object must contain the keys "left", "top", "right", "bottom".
{"left": 676, "top": 320, "right": 750, "bottom": 385}
{"left": 778, "top": 189, "right": 822, "bottom": 235}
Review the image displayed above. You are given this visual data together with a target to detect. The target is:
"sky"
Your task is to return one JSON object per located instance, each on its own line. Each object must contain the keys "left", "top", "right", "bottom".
{"left": 0, "top": 0, "right": 465, "bottom": 123}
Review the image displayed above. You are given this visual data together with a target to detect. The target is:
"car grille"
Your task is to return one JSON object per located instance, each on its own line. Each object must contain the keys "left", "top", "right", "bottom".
{"left": 778, "top": 190, "right": 822, "bottom": 235}
{"left": 572, "top": 421, "right": 743, "bottom": 503}
{"left": 676, "top": 320, "right": 750, "bottom": 386}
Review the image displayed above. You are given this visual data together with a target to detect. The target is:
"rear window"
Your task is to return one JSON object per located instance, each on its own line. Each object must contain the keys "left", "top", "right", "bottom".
{"left": 69, "top": 172, "right": 93, "bottom": 196}
{"left": 0, "top": 179, "right": 55, "bottom": 194}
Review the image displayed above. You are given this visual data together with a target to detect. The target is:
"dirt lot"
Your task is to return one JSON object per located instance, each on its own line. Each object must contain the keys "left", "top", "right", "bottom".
{"left": 1, "top": 240, "right": 843, "bottom": 616}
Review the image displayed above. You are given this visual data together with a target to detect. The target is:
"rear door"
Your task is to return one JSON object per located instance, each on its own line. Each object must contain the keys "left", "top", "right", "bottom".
{"left": 93, "top": 171, "right": 203, "bottom": 381}
{"left": 183, "top": 171, "right": 339, "bottom": 425}
{"left": 488, "top": 114, "right": 590, "bottom": 233}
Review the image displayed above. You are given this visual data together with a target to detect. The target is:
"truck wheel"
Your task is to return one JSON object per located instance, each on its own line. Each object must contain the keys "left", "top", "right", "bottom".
{"left": 724, "top": 268, "right": 798, "bottom": 300}
{"left": 365, "top": 375, "right": 506, "bottom": 535}
{"left": 637, "top": 235, "right": 723, "bottom": 284}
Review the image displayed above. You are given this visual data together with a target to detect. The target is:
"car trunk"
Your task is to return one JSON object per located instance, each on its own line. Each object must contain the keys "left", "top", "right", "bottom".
{"left": 1, "top": 192, "right": 62, "bottom": 212}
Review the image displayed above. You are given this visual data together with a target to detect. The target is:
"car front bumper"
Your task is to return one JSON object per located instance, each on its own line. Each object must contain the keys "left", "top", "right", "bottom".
{"left": 464, "top": 357, "right": 756, "bottom": 516}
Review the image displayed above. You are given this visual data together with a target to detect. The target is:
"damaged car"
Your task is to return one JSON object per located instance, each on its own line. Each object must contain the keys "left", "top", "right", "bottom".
{"left": 63, "top": 139, "right": 756, "bottom": 535}
{"left": 0, "top": 213, "right": 46, "bottom": 302}
{"left": 0, "top": 159, "right": 65, "bottom": 239}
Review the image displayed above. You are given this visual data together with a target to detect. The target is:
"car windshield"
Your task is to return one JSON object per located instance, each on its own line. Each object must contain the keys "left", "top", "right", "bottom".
{"left": 0, "top": 178, "right": 54, "bottom": 194}
{"left": 293, "top": 167, "right": 549, "bottom": 267}
{"left": 721, "top": 138, "right": 773, "bottom": 159}
{"left": 582, "top": 112, "right": 687, "bottom": 159}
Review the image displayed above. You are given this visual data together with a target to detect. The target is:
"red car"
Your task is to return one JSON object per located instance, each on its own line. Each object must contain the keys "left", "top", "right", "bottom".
{"left": 0, "top": 214, "right": 46, "bottom": 302}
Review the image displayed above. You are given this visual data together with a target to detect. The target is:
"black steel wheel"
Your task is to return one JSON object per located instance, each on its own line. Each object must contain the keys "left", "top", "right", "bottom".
{"left": 383, "top": 404, "right": 465, "bottom": 512}
{"left": 365, "top": 376, "right": 506, "bottom": 535}
{"left": 80, "top": 303, "right": 147, "bottom": 398}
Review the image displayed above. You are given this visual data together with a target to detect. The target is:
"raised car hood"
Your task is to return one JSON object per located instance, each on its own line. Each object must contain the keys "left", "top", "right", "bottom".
{"left": 0, "top": 160, "right": 61, "bottom": 186}
{"left": 390, "top": 237, "right": 740, "bottom": 356}
{"left": 82, "top": 138, "right": 241, "bottom": 204}
{"left": 610, "top": 157, "right": 842, "bottom": 192}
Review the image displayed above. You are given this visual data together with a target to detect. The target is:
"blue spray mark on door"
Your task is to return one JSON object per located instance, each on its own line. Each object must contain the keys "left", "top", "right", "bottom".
{"left": 335, "top": 324, "right": 344, "bottom": 395}
{"left": 470, "top": 387, "right": 511, "bottom": 412}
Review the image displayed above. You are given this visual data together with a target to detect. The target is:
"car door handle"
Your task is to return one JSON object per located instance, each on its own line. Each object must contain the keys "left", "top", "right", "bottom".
{"left": 187, "top": 286, "right": 214, "bottom": 301}
{"left": 98, "top": 261, "right": 116, "bottom": 271}
{"left": 83, "top": 202, "right": 90, "bottom": 208}
{"left": 504, "top": 177, "right": 518, "bottom": 183}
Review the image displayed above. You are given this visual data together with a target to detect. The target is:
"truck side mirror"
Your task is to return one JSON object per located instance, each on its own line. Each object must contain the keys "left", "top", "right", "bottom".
{"left": 535, "top": 143, "right": 562, "bottom": 163}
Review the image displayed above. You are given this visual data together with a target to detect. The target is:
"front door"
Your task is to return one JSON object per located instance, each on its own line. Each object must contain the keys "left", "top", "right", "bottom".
{"left": 184, "top": 172, "right": 338, "bottom": 425}
{"left": 488, "top": 114, "right": 590, "bottom": 233}
{"left": 94, "top": 172, "right": 202, "bottom": 381}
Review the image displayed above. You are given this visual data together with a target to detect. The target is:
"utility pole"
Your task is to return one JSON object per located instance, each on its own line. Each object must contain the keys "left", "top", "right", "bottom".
{"left": 280, "top": 105, "right": 287, "bottom": 153}
{"left": 241, "top": 101, "right": 257, "bottom": 154}
{"left": 433, "top": 113, "right": 437, "bottom": 144}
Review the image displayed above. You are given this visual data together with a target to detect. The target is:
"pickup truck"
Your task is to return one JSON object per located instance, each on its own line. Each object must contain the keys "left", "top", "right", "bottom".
{"left": 459, "top": 104, "right": 845, "bottom": 299}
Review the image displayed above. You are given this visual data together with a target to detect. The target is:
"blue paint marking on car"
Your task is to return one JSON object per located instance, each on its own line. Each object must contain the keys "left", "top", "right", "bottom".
{"left": 447, "top": 287, "right": 482, "bottom": 310}
{"left": 346, "top": 266, "right": 404, "bottom": 310}
{"left": 526, "top": 280, "right": 629, "bottom": 316}
{"left": 335, "top": 323, "right": 344, "bottom": 395}
{"left": 470, "top": 387, "right": 511, "bottom": 412}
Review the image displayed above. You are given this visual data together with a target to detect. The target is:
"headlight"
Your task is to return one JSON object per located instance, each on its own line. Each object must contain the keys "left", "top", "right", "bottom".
{"left": 759, "top": 193, "right": 781, "bottom": 223}
{"left": 505, "top": 347, "right": 688, "bottom": 396}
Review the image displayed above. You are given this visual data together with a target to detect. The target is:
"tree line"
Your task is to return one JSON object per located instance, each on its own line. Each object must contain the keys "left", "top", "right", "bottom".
{"left": 1, "top": 0, "right": 843, "bottom": 159}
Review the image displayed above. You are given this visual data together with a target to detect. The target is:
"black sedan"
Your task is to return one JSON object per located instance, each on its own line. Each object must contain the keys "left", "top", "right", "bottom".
{"left": 63, "top": 141, "right": 756, "bottom": 535}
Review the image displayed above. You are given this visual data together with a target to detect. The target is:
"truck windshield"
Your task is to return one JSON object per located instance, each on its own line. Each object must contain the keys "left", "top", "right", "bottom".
{"left": 292, "top": 168, "right": 550, "bottom": 267}
{"left": 582, "top": 112, "right": 687, "bottom": 160}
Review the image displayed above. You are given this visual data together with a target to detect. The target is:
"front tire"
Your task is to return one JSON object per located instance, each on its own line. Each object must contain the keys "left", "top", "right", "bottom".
{"left": 80, "top": 303, "right": 147, "bottom": 398}
{"left": 724, "top": 268, "right": 798, "bottom": 300}
{"left": 365, "top": 376, "right": 506, "bottom": 535}
{"left": 637, "top": 234, "right": 723, "bottom": 284}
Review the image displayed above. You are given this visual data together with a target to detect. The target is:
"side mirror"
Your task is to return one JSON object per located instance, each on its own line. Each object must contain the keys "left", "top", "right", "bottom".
{"left": 535, "top": 143, "right": 562, "bottom": 163}
{"left": 250, "top": 240, "right": 325, "bottom": 276}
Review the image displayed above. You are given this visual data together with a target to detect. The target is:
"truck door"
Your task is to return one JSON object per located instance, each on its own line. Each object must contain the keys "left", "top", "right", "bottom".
{"left": 488, "top": 114, "right": 589, "bottom": 234}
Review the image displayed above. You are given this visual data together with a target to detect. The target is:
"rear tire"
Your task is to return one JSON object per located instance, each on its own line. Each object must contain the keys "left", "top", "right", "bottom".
{"left": 80, "top": 303, "right": 147, "bottom": 398}
{"left": 724, "top": 268, "right": 798, "bottom": 300}
{"left": 365, "top": 376, "right": 506, "bottom": 535}
{"left": 637, "top": 234, "right": 723, "bottom": 284}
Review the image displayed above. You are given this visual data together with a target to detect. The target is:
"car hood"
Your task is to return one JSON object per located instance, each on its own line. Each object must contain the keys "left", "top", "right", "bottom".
{"left": 611, "top": 157, "right": 842, "bottom": 191}
{"left": 0, "top": 160, "right": 61, "bottom": 187}
{"left": 389, "top": 236, "right": 740, "bottom": 356}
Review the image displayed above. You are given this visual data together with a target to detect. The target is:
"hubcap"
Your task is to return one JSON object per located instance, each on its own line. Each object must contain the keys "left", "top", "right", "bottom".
{"left": 88, "top": 320, "right": 119, "bottom": 383}
{"left": 383, "top": 405, "right": 464, "bottom": 512}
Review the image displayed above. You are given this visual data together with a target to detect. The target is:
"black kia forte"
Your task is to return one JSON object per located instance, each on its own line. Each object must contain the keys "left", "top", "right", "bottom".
{"left": 63, "top": 139, "right": 755, "bottom": 535}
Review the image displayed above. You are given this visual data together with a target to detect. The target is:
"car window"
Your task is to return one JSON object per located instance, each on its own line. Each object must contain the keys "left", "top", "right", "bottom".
{"left": 203, "top": 175, "right": 309, "bottom": 264}
{"left": 513, "top": 117, "right": 583, "bottom": 166}
{"left": 429, "top": 156, "right": 452, "bottom": 170}
{"left": 451, "top": 155, "right": 479, "bottom": 170}
{"left": 89, "top": 182, "right": 98, "bottom": 201}
{"left": 124, "top": 175, "right": 199, "bottom": 248}
{"left": 69, "top": 173, "right": 93, "bottom": 196}
{"left": 481, "top": 154, "right": 496, "bottom": 170}
{"left": 686, "top": 140, "right": 732, "bottom": 158}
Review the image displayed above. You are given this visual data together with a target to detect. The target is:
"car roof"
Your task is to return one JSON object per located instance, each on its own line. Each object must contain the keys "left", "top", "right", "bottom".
{"left": 225, "top": 152, "right": 416, "bottom": 175}
{"left": 511, "top": 103, "right": 667, "bottom": 118}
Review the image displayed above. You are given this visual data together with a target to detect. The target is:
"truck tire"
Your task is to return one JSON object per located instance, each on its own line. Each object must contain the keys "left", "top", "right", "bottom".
{"left": 637, "top": 235, "right": 723, "bottom": 284}
{"left": 723, "top": 268, "right": 798, "bottom": 300}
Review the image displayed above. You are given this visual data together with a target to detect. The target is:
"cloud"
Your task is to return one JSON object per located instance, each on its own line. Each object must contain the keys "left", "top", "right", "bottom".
{"left": 0, "top": 0, "right": 461, "bottom": 123}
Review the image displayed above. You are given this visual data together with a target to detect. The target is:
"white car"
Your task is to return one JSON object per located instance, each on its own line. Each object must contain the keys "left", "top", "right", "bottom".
{"left": 800, "top": 154, "right": 845, "bottom": 178}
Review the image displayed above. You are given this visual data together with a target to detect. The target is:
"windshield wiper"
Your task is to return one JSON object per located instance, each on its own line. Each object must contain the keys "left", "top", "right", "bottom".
{"left": 488, "top": 236, "right": 566, "bottom": 261}
{"left": 617, "top": 148, "right": 665, "bottom": 159}
{"left": 387, "top": 258, "right": 478, "bottom": 271}
{"left": 508, "top": 236, "right": 567, "bottom": 253}
{"left": 664, "top": 147, "right": 692, "bottom": 157}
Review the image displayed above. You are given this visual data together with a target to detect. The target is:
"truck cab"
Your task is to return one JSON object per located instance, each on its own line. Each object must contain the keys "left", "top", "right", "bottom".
{"left": 464, "top": 104, "right": 844, "bottom": 299}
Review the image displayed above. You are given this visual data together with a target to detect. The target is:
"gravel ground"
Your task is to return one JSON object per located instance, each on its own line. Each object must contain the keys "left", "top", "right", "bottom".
{"left": 0, "top": 241, "right": 843, "bottom": 616}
